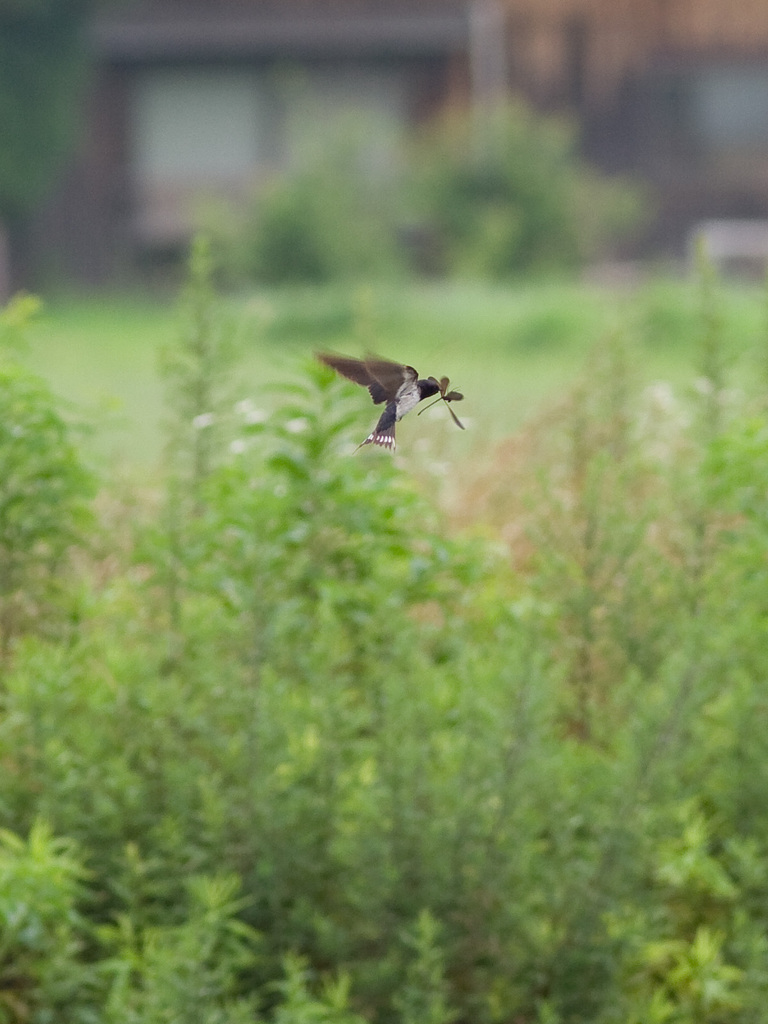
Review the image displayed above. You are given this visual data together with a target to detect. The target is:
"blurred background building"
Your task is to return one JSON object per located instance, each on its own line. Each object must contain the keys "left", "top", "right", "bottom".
{"left": 17, "top": 0, "right": 768, "bottom": 286}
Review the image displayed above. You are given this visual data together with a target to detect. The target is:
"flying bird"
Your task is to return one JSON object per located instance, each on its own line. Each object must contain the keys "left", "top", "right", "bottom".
{"left": 317, "top": 352, "right": 461, "bottom": 451}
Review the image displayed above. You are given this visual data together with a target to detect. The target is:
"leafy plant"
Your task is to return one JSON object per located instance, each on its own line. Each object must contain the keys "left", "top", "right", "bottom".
{"left": 394, "top": 911, "right": 457, "bottom": 1024}
{"left": 0, "top": 295, "right": 93, "bottom": 661}
{"left": 271, "top": 955, "right": 366, "bottom": 1024}
{"left": 160, "top": 234, "right": 242, "bottom": 494}
{"left": 101, "top": 874, "right": 260, "bottom": 1024}
{"left": 6, "top": 258, "right": 768, "bottom": 1024}
{"left": 0, "top": 820, "right": 92, "bottom": 1024}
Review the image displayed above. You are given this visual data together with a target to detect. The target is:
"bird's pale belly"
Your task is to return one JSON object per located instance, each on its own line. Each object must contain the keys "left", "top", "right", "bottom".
{"left": 394, "top": 384, "right": 421, "bottom": 420}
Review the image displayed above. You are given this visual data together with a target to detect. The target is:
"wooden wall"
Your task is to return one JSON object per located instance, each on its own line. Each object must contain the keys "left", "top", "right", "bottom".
{"left": 500, "top": 0, "right": 768, "bottom": 110}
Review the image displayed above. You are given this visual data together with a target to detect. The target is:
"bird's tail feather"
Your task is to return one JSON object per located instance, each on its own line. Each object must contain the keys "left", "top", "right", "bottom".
{"left": 357, "top": 423, "right": 396, "bottom": 451}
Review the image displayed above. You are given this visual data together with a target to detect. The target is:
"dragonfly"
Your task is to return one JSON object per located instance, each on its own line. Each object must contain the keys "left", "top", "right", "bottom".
{"left": 418, "top": 376, "right": 465, "bottom": 430}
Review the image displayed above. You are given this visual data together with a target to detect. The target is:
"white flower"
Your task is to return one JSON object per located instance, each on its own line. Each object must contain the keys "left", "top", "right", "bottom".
{"left": 285, "top": 417, "right": 308, "bottom": 434}
{"left": 192, "top": 412, "right": 215, "bottom": 429}
{"left": 229, "top": 438, "right": 248, "bottom": 455}
{"left": 644, "top": 381, "right": 676, "bottom": 412}
{"left": 235, "top": 399, "right": 267, "bottom": 424}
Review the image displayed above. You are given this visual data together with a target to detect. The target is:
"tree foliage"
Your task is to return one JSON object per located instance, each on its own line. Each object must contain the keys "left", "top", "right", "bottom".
{"left": 0, "top": 0, "right": 95, "bottom": 223}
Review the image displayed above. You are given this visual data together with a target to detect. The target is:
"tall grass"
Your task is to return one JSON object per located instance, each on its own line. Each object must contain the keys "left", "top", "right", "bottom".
{"left": 2, "top": 255, "right": 768, "bottom": 1022}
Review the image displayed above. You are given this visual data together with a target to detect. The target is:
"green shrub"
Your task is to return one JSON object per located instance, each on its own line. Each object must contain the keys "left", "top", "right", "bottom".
{"left": 208, "top": 132, "right": 404, "bottom": 286}
{"left": 270, "top": 955, "right": 366, "bottom": 1024}
{"left": 160, "top": 235, "right": 242, "bottom": 491}
{"left": 100, "top": 875, "right": 259, "bottom": 1024}
{"left": 7, "top": 262, "right": 768, "bottom": 1023}
{"left": 207, "top": 100, "right": 643, "bottom": 284}
{"left": 0, "top": 820, "right": 93, "bottom": 1024}
{"left": 0, "top": 295, "right": 93, "bottom": 661}
{"left": 407, "top": 101, "right": 645, "bottom": 278}
{"left": 393, "top": 912, "right": 456, "bottom": 1024}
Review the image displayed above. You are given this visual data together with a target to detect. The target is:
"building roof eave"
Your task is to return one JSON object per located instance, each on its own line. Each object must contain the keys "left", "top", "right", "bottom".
{"left": 92, "top": 6, "right": 472, "bottom": 63}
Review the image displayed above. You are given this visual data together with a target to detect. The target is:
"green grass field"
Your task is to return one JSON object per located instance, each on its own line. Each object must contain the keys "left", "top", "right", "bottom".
{"left": 24, "top": 277, "right": 768, "bottom": 468}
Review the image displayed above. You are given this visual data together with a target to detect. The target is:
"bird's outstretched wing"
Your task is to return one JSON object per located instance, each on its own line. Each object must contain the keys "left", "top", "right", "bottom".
{"left": 363, "top": 358, "right": 417, "bottom": 400}
{"left": 317, "top": 353, "right": 415, "bottom": 405}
